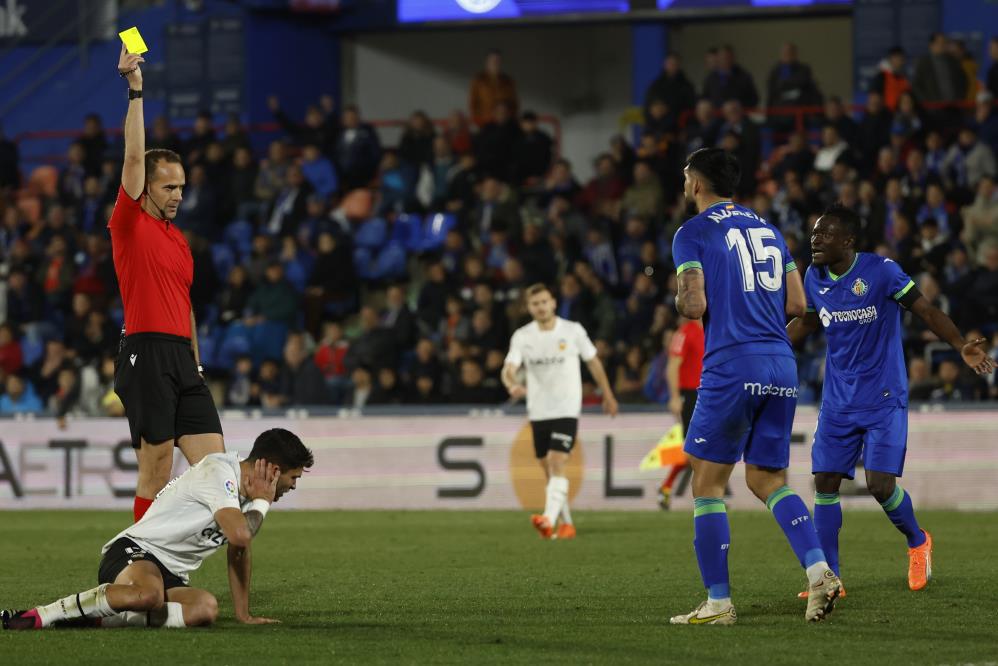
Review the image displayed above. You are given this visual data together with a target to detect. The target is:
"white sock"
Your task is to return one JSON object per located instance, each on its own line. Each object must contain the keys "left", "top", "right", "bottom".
{"left": 100, "top": 602, "right": 186, "bottom": 629}
{"left": 161, "top": 601, "right": 186, "bottom": 628}
{"left": 37, "top": 584, "right": 115, "bottom": 627}
{"left": 560, "top": 502, "right": 573, "bottom": 526}
{"left": 806, "top": 561, "right": 831, "bottom": 586}
{"left": 543, "top": 476, "right": 569, "bottom": 525}
{"left": 706, "top": 597, "right": 732, "bottom": 612}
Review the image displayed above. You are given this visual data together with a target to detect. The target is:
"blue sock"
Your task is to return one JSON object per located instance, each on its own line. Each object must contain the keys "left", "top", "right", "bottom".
{"left": 880, "top": 485, "right": 926, "bottom": 548}
{"left": 766, "top": 486, "right": 826, "bottom": 570}
{"left": 693, "top": 497, "right": 730, "bottom": 600}
{"left": 813, "top": 492, "right": 842, "bottom": 577}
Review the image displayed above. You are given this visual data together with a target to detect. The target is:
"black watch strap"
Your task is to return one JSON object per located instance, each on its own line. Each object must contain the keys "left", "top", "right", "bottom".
{"left": 128, "top": 88, "right": 143, "bottom": 100}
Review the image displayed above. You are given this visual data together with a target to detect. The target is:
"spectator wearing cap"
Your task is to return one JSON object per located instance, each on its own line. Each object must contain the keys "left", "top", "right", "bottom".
{"left": 644, "top": 53, "right": 696, "bottom": 123}
{"left": 702, "top": 45, "right": 759, "bottom": 109}
{"left": 512, "top": 111, "right": 553, "bottom": 186}
{"left": 469, "top": 49, "right": 519, "bottom": 128}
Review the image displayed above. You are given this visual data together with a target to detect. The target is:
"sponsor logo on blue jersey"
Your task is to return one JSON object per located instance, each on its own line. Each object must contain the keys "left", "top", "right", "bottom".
{"left": 818, "top": 305, "right": 878, "bottom": 327}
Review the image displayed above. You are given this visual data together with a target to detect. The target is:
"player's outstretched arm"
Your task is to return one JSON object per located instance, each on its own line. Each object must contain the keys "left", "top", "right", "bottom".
{"left": 786, "top": 312, "right": 819, "bottom": 347}
{"left": 909, "top": 298, "right": 997, "bottom": 376}
{"left": 676, "top": 268, "right": 706, "bottom": 320}
{"left": 785, "top": 268, "right": 807, "bottom": 319}
{"left": 118, "top": 44, "right": 146, "bottom": 199}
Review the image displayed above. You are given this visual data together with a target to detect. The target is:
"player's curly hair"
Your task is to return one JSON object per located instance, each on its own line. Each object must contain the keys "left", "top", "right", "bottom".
{"left": 248, "top": 428, "right": 314, "bottom": 472}
{"left": 685, "top": 147, "right": 740, "bottom": 198}
{"left": 822, "top": 203, "right": 861, "bottom": 240}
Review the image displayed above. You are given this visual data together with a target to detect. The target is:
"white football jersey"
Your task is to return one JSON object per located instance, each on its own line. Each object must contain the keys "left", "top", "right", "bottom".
{"left": 102, "top": 453, "right": 248, "bottom": 583}
{"left": 504, "top": 317, "right": 597, "bottom": 421}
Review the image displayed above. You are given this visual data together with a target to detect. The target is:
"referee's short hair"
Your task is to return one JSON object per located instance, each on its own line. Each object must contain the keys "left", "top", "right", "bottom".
{"left": 526, "top": 283, "right": 553, "bottom": 299}
{"left": 248, "top": 428, "right": 314, "bottom": 472}
{"left": 145, "top": 149, "right": 182, "bottom": 183}
{"left": 685, "top": 148, "right": 740, "bottom": 198}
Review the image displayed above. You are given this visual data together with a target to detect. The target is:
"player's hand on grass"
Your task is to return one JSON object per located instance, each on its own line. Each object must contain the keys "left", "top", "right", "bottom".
{"left": 246, "top": 458, "right": 280, "bottom": 503}
{"left": 507, "top": 384, "right": 527, "bottom": 401}
{"left": 236, "top": 614, "right": 281, "bottom": 625}
{"left": 117, "top": 43, "right": 144, "bottom": 87}
{"left": 961, "top": 337, "right": 996, "bottom": 375}
{"left": 603, "top": 393, "right": 619, "bottom": 417}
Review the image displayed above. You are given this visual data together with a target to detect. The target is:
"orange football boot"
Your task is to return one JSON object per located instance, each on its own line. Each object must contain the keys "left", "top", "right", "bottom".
{"left": 531, "top": 514, "right": 553, "bottom": 539}
{"left": 908, "top": 530, "right": 933, "bottom": 591}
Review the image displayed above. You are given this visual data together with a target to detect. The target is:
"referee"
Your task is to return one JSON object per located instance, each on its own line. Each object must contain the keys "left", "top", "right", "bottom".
{"left": 658, "top": 314, "right": 703, "bottom": 510}
{"left": 111, "top": 44, "right": 224, "bottom": 522}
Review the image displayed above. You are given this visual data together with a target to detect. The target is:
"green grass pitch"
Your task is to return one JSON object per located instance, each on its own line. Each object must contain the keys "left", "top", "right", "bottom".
{"left": 1, "top": 510, "right": 996, "bottom": 665}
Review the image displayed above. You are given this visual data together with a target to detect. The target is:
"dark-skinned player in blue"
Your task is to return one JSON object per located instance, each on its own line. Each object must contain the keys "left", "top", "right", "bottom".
{"left": 669, "top": 148, "right": 841, "bottom": 626}
{"left": 787, "top": 204, "right": 995, "bottom": 597}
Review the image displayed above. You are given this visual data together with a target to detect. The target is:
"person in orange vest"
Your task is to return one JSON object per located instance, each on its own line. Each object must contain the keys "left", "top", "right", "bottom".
{"left": 871, "top": 47, "right": 911, "bottom": 112}
{"left": 469, "top": 49, "right": 519, "bottom": 128}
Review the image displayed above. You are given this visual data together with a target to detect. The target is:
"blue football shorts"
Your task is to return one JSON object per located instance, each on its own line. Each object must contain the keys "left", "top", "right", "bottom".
{"left": 811, "top": 405, "right": 908, "bottom": 479}
{"left": 684, "top": 354, "right": 799, "bottom": 469}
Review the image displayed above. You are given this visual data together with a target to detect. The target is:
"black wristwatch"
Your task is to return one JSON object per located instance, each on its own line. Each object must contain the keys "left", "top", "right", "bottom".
{"left": 128, "top": 88, "right": 143, "bottom": 100}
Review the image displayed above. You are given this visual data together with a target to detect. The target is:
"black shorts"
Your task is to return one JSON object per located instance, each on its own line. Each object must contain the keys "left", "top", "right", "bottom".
{"left": 98, "top": 537, "right": 187, "bottom": 591}
{"left": 530, "top": 418, "right": 578, "bottom": 459}
{"left": 115, "top": 332, "right": 222, "bottom": 449}
{"left": 681, "top": 388, "right": 698, "bottom": 435}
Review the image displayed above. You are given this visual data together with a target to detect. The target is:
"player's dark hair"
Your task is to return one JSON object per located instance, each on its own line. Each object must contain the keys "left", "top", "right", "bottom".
{"left": 822, "top": 203, "right": 861, "bottom": 240}
{"left": 248, "top": 428, "right": 314, "bottom": 472}
{"left": 144, "top": 149, "right": 182, "bottom": 184}
{"left": 685, "top": 147, "right": 740, "bottom": 198}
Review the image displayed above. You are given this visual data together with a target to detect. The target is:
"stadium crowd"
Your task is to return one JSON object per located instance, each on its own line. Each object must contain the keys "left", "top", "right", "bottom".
{"left": 1, "top": 36, "right": 998, "bottom": 418}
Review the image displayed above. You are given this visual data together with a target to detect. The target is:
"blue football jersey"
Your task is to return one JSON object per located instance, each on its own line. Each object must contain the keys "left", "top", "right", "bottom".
{"left": 672, "top": 201, "right": 797, "bottom": 369}
{"left": 804, "top": 253, "right": 915, "bottom": 412}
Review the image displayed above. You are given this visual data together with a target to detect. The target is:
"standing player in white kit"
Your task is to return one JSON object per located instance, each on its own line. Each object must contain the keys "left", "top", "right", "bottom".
{"left": 502, "top": 283, "right": 618, "bottom": 540}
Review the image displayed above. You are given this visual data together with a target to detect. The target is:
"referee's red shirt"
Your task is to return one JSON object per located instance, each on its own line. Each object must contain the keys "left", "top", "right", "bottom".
{"left": 669, "top": 321, "right": 704, "bottom": 390}
{"left": 108, "top": 186, "right": 193, "bottom": 338}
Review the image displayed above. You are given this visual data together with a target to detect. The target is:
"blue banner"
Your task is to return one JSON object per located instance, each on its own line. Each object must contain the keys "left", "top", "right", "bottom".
{"left": 398, "top": 0, "right": 630, "bottom": 23}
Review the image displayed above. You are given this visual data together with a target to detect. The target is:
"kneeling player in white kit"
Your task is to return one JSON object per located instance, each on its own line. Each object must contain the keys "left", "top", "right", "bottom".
{"left": 502, "top": 283, "right": 618, "bottom": 540}
{"left": 2, "top": 428, "right": 312, "bottom": 630}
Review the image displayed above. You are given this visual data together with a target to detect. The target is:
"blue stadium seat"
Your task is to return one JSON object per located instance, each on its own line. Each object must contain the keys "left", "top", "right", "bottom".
{"left": 19, "top": 335, "right": 44, "bottom": 367}
{"left": 391, "top": 213, "right": 422, "bottom": 252}
{"left": 419, "top": 212, "right": 456, "bottom": 251}
{"left": 217, "top": 323, "right": 252, "bottom": 369}
{"left": 354, "top": 217, "right": 388, "bottom": 250}
{"left": 211, "top": 243, "right": 235, "bottom": 280}
{"left": 353, "top": 247, "right": 375, "bottom": 281}
{"left": 250, "top": 320, "right": 288, "bottom": 364}
{"left": 224, "top": 220, "right": 254, "bottom": 258}
{"left": 283, "top": 259, "right": 308, "bottom": 293}
{"left": 373, "top": 242, "right": 408, "bottom": 280}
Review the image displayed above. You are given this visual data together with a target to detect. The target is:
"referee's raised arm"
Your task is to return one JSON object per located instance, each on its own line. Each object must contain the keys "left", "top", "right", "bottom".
{"left": 118, "top": 44, "right": 146, "bottom": 199}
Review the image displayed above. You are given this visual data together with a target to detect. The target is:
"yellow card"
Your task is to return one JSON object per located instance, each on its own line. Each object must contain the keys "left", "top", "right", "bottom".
{"left": 118, "top": 27, "right": 148, "bottom": 55}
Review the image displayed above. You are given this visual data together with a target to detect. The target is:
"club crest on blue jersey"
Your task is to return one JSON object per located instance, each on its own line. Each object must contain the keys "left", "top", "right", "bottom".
{"left": 851, "top": 278, "right": 869, "bottom": 297}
